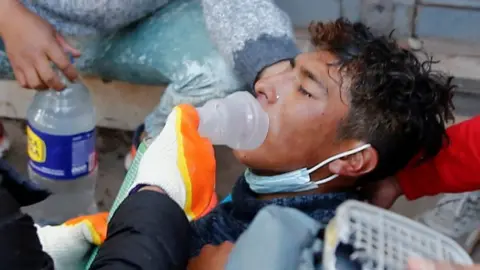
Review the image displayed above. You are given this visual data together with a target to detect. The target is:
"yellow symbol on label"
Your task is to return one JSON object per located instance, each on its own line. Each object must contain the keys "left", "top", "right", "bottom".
{"left": 27, "top": 126, "right": 46, "bottom": 163}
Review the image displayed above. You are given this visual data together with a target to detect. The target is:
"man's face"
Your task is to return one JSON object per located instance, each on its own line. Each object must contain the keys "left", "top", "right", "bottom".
{"left": 234, "top": 51, "right": 351, "bottom": 173}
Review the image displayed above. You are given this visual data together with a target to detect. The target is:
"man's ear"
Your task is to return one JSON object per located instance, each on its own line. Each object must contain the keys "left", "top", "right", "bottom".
{"left": 328, "top": 146, "right": 378, "bottom": 177}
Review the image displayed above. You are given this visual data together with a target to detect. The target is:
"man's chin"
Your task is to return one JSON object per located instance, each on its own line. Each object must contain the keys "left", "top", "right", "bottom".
{"left": 248, "top": 168, "right": 280, "bottom": 176}
{"left": 231, "top": 148, "right": 278, "bottom": 173}
{"left": 232, "top": 149, "right": 249, "bottom": 163}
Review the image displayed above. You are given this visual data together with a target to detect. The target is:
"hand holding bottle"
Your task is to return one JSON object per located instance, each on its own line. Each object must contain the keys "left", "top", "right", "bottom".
{"left": 0, "top": 0, "right": 80, "bottom": 90}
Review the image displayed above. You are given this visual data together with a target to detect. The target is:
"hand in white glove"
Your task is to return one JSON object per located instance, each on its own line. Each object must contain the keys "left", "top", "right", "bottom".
{"left": 130, "top": 104, "right": 217, "bottom": 220}
{"left": 36, "top": 212, "right": 108, "bottom": 270}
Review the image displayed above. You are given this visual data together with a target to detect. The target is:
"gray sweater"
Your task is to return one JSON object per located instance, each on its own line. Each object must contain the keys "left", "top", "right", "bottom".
{"left": 20, "top": 0, "right": 300, "bottom": 87}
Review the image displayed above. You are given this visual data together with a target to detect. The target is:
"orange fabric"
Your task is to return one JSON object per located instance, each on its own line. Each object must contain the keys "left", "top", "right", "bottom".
{"left": 176, "top": 104, "right": 216, "bottom": 220}
{"left": 130, "top": 145, "right": 137, "bottom": 159}
{"left": 64, "top": 212, "right": 108, "bottom": 243}
{"left": 199, "top": 193, "right": 218, "bottom": 218}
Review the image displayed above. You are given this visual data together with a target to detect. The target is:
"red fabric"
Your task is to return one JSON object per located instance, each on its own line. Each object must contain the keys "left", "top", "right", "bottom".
{"left": 398, "top": 115, "right": 480, "bottom": 200}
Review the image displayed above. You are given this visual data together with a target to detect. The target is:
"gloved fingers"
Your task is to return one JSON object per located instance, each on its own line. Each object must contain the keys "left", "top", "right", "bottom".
{"left": 196, "top": 193, "right": 218, "bottom": 219}
{"left": 64, "top": 212, "right": 108, "bottom": 245}
{"left": 129, "top": 104, "right": 217, "bottom": 221}
{"left": 175, "top": 105, "right": 216, "bottom": 220}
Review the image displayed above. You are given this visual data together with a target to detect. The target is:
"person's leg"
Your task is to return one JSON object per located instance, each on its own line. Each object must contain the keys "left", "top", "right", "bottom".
{"left": 122, "top": 0, "right": 245, "bottom": 169}
{"left": 2, "top": 0, "right": 246, "bottom": 171}
{"left": 126, "top": 60, "right": 244, "bottom": 169}
{"left": 145, "top": 58, "right": 244, "bottom": 138}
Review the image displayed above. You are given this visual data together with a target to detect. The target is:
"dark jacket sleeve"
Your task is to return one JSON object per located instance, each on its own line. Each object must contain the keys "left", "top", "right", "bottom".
{"left": 0, "top": 188, "right": 54, "bottom": 270}
{"left": 90, "top": 190, "right": 191, "bottom": 270}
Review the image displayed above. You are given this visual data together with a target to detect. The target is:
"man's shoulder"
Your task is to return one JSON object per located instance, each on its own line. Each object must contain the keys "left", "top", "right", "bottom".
{"left": 190, "top": 201, "right": 238, "bottom": 236}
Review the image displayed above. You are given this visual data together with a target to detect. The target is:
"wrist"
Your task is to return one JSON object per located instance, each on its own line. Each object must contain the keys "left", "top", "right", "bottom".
{"left": 139, "top": 185, "right": 166, "bottom": 194}
{"left": 0, "top": 0, "right": 22, "bottom": 34}
{"left": 130, "top": 184, "right": 166, "bottom": 195}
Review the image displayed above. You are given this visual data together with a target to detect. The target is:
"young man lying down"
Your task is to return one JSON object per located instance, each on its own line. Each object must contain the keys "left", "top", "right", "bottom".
{"left": 184, "top": 18, "right": 455, "bottom": 256}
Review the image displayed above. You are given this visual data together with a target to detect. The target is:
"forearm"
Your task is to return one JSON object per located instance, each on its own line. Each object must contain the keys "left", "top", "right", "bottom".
{"left": 398, "top": 116, "right": 480, "bottom": 199}
{"left": 200, "top": 0, "right": 300, "bottom": 86}
{"left": 90, "top": 190, "right": 191, "bottom": 270}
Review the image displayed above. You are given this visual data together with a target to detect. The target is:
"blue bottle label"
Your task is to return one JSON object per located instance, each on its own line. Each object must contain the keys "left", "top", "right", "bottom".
{"left": 27, "top": 123, "right": 97, "bottom": 180}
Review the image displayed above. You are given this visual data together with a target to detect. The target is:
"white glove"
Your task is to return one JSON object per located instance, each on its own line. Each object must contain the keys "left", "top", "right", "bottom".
{"left": 129, "top": 104, "right": 217, "bottom": 220}
{"left": 36, "top": 212, "right": 108, "bottom": 270}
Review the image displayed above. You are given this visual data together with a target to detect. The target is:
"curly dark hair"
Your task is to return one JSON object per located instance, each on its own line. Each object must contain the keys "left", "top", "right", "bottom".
{"left": 308, "top": 18, "right": 455, "bottom": 182}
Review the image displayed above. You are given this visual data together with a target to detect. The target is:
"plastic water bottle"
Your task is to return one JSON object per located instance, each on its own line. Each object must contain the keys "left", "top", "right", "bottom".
{"left": 23, "top": 70, "right": 98, "bottom": 225}
{"left": 196, "top": 91, "right": 269, "bottom": 150}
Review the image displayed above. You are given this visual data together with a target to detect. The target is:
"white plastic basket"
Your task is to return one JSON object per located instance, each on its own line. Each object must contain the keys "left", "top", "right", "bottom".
{"left": 323, "top": 200, "right": 473, "bottom": 270}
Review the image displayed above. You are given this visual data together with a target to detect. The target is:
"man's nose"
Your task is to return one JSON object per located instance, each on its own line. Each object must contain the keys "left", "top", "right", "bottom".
{"left": 255, "top": 79, "right": 278, "bottom": 104}
{"left": 255, "top": 71, "right": 295, "bottom": 104}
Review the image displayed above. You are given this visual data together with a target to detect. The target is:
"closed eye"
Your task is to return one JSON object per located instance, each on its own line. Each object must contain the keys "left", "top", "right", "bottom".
{"left": 298, "top": 87, "right": 313, "bottom": 98}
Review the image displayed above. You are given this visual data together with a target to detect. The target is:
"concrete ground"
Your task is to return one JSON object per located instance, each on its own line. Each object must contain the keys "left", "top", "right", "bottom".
{"left": 3, "top": 77, "right": 480, "bottom": 261}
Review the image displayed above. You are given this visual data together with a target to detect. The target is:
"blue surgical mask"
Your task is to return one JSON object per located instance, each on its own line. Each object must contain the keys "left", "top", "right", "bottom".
{"left": 245, "top": 144, "right": 371, "bottom": 194}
